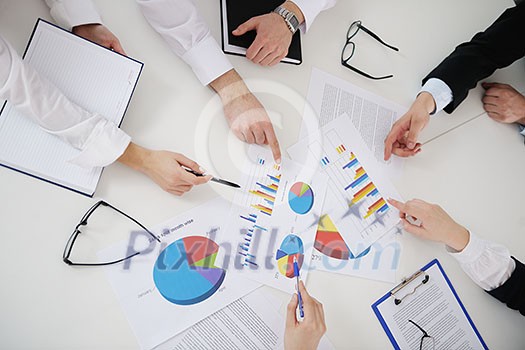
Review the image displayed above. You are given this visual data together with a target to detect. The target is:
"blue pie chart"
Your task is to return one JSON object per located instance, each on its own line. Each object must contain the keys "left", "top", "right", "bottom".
{"left": 153, "top": 236, "right": 226, "bottom": 305}
{"left": 288, "top": 182, "right": 314, "bottom": 215}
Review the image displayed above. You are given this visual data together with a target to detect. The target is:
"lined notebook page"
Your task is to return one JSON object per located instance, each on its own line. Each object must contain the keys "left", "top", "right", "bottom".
{"left": 0, "top": 19, "right": 142, "bottom": 196}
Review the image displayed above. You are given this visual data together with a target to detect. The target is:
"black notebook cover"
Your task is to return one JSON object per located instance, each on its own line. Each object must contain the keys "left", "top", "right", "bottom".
{"left": 220, "top": 0, "right": 302, "bottom": 65}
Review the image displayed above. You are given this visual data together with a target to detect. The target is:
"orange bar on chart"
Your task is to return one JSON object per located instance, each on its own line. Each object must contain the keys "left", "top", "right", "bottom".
{"left": 364, "top": 197, "right": 387, "bottom": 218}
{"left": 352, "top": 182, "right": 376, "bottom": 203}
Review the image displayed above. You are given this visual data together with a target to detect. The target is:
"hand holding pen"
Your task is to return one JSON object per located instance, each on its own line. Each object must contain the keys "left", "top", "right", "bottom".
{"left": 293, "top": 256, "right": 304, "bottom": 319}
{"left": 284, "top": 280, "right": 326, "bottom": 350}
{"left": 184, "top": 168, "right": 241, "bottom": 189}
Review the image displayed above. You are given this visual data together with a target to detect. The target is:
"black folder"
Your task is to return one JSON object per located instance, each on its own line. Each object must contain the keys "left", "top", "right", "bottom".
{"left": 220, "top": 0, "right": 302, "bottom": 65}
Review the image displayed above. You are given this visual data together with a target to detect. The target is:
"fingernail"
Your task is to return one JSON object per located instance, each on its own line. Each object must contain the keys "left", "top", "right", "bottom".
{"left": 407, "top": 142, "right": 415, "bottom": 149}
{"left": 199, "top": 167, "right": 207, "bottom": 174}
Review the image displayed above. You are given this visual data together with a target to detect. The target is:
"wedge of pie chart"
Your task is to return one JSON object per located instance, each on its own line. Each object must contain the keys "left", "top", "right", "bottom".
{"left": 288, "top": 182, "right": 314, "bottom": 215}
{"left": 275, "top": 234, "right": 304, "bottom": 278}
{"left": 315, "top": 215, "right": 369, "bottom": 260}
{"left": 153, "top": 236, "right": 225, "bottom": 305}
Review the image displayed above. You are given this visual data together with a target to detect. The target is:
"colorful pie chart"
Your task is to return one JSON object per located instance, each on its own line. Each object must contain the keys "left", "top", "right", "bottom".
{"left": 153, "top": 236, "right": 225, "bottom": 305}
{"left": 288, "top": 182, "right": 314, "bottom": 215}
{"left": 315, "top": 215, "right": 370, "bottom": 260}
{"left": 275, "top": 234, "right": 304, "bottom": 278}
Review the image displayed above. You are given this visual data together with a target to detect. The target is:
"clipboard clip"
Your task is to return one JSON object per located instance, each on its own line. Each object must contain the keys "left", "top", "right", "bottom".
{"left": 390, "top": 270, "right": 430, "bottom": 305}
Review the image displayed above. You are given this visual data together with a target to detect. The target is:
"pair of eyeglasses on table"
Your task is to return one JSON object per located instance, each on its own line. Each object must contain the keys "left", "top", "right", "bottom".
{"left": 62, "top": 200, "right": 160, "bottom": 266}
{"left": 341, "top": 20, "right": 399, "bottom": 80}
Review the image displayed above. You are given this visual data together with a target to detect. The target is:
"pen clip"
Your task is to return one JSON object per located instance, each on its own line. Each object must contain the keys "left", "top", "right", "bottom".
{"left": 390, "top": 270, "right": 430, "bottom": 305}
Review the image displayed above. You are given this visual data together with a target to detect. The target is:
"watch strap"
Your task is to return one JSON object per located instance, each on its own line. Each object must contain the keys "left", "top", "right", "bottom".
{"left": 273, "top": 5, "right": 300, "bottom": 34}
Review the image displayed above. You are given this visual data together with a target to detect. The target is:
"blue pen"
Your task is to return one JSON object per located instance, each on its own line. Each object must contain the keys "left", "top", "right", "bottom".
{"left": 293, "top": 256, "right": 304, "bottom": 319}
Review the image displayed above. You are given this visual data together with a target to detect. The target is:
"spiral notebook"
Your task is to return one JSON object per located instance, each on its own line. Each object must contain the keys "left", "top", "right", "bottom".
{"left": 0, "top": 19, "right": 143, "bottom": 197}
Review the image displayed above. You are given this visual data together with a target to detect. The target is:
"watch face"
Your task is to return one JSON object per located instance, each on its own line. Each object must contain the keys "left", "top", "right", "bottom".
{"left": 289, "top": 16, "right": 299, "bottom": 30}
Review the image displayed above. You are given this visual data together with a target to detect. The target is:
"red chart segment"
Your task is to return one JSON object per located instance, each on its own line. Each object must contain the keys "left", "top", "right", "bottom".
{"left": 314, "top": 215, "right": 350, "bottom": 260}
{"left": 183, "top": 235, "right": 219, "bottom": 266}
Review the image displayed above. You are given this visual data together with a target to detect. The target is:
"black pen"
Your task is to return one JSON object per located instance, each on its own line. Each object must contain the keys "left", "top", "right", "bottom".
{"left": 184, "top": 168, "right": 241, "bottom": 189}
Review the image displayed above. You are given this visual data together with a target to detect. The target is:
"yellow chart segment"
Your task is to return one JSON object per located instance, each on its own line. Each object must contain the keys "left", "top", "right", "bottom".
{"left": 318, "top": 214, "right": 338, "bottom": 232}
{"left": 277, "top": 256, "right": 289, "bottom": 276}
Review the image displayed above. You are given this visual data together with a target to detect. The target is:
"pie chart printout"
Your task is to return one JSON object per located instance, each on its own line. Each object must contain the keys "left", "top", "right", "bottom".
{"left": 288, "top": 182, "right": 314, "bottom": 215}
{"left": 314, "top": 214, "right": 370, "bottom": 260}
{"left": 275, "top": 234, "right": 304, "bottom": 278}
{"left": 153, "top": 236, "right": 226, "bottom": 305}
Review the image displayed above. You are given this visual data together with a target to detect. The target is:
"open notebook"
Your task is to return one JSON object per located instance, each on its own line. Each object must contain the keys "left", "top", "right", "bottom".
{"left": 0, "top": 19, "right": 143, "bottom": 196}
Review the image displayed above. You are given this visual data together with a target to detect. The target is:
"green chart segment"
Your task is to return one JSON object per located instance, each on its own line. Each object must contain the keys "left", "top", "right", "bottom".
{"left": 153, "top": 236, "right": 225, "bottom": 305}
{"left": 288, "top": 182, "right": 315, "bottom": 215}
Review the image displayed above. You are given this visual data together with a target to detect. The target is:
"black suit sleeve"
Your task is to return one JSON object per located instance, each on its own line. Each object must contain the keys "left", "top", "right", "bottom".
{"left": 487, "top": 257, "right": 525, "bottom": 316}
{"left": 423, "top": 3, "right": 525, "bottom": 113}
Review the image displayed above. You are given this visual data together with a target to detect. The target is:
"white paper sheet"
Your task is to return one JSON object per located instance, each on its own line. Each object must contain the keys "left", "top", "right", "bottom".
{"left": 153, "top": 289, "right": 281, "bottom": 350}
{"left": 99, "top": 198, "right": 260, "bottom": 350}
{"left": 300, "top": 67, "right": 404, "bottom": 176}
{"left": 155, "top": 288, "right": 335, "bottom": 350}
{"left": 288, "top": 115, "right": 401, "bottom": 256}
{"left": 220, "top": 145, "right": 328, "bottom": 293}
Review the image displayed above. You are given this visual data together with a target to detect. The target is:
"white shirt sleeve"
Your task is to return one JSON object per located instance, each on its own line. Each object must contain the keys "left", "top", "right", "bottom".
{"left": 136, "top": 0, "right": 233, "bottom": 86}
{"left": 447, "top": 231, "right": 516, "bottom": 291}
{"left": 419, "top": 78, "right": 453, "bottom": 115}
{"left": 291, "top": 0, "right": 337, "bottom": 33}
{"left": 0, "top": 36, "right": 130, "bottom": 168}
{"left": 44, "top": 0, "right": 102, "bottom": 30}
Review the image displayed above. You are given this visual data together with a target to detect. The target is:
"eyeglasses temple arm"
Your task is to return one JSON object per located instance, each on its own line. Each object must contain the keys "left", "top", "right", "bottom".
{"left": 359, "top": 24, "right": 399, "bottom": 51}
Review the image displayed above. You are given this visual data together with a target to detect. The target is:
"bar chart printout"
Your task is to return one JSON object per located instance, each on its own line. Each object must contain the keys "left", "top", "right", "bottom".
{"left": 288, "top": 116, "right": 400, "bottom": 256}
{"left": 225, "top": 146, "right": 328, "bottom": 293}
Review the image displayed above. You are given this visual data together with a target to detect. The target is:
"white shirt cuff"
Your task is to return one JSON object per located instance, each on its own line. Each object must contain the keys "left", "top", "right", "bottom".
{"left": 181, "top": 36, "right": 233, "bottom": 86}
{"left": 447, "top": 231, "right": 515, "bottom": 291}
{"left": 68, "top": 118, "right": 131, "bottom": 168}
{"left": 46, "top": 0, "right": 102, "bottom": 30}
{"left": 291, "top": 0, "right": 337, "bottom": 33}
{"left": 419, "top": 78, "right": 453, "bottom": 115}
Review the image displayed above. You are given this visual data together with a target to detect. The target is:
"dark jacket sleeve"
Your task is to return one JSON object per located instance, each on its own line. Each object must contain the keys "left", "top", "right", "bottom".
{"left": 487, "top": 257, "right": 525, "bottom": 316}
{"left": 422, "top": 3, "right": 525, "bottom": 113}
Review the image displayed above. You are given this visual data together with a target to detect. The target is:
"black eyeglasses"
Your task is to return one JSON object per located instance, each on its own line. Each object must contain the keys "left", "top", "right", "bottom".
{"left": 408, "top": 320, "right": 435, "bottom": 350}
{"left": 341, "top": 20, "right": 399, "bottom": 80}
{"left": 63, "top": 200, "right": 160, "bottom": 266}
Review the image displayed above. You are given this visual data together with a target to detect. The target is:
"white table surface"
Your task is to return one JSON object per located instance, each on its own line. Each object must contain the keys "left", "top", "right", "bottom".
{"left": 1, "top": 0, "right": 524, "bottom": 349}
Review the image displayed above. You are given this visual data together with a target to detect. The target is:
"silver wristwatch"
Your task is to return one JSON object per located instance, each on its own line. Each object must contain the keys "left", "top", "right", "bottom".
{"left": 273, "top": 6, "right": 300, "bottom": 34}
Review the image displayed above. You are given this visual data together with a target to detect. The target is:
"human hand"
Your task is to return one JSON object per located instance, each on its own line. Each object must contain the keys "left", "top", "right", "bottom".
{"left": 482, "top": 82, "right": 525, "bottom": 125}
{"left": 72, "top": 24, "right": 126, "bottom": 55}
{"left": 383, "top": 92, "right": 435, "bottom": 161}
{"left": 118, "top": 143, "right": 210, "bottom": 196}
{"left": 232, "top": 1, "right": 304, "bottom": 66}
{"left": 284, "top": 281, "right": 326, "bottom": 350}
{"left": 224, "top": 92, "right": 282, "bottom": 162}
{"left": 388, "top": 198, "right": 470, "bottom": 251}
{"left": 233, "top": 13, "right": 292, "bottom": 66}
{"left": 210, "top": 69, "right": 282, "bottom": 162}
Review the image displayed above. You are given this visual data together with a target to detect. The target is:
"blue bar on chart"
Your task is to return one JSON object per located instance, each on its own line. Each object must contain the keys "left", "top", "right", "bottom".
{"left": 240, "top": 215, "right": 257, "bottom": 223}
{"left": 320, "top": 156, "right": 330, "bottom": 167}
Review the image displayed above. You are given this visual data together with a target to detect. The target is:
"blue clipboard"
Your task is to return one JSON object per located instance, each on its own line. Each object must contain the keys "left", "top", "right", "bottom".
{"left": 371, "top": 259, "right": 488, "bottom": 349}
